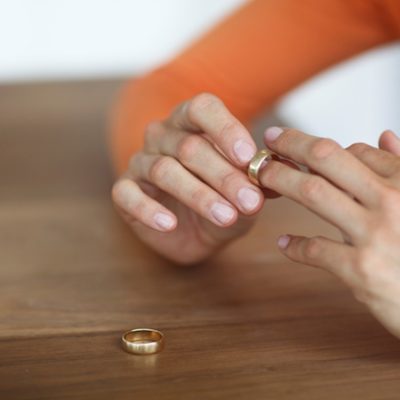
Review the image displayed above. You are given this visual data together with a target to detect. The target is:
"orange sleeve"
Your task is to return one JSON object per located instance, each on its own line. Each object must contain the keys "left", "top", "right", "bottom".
{"left": 110, "top": 0, "right": 400, "bottom": 175}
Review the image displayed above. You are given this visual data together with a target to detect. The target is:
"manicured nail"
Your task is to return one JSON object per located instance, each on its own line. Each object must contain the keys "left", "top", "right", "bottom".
{"left": 264, "top": 127, "right": 283, "bottom": 142}
{"left": 211, "top": 202, "right": 235, "bottom": 225}
{"left": 277, "top": 235, "right": 291, "bottom": 249}
{"left": 233, "top": 139, "right": 256, "bottom": 163}
{"left": 237, "top": 187, "right": 261, "bottom": 212}
{"left": 154, "top": 212, "right": 175, "bottom": 230}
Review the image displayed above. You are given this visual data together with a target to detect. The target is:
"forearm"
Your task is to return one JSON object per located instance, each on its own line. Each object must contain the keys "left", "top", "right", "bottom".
{"left": 110, "top": 0, "right": 400, "bottom": 175}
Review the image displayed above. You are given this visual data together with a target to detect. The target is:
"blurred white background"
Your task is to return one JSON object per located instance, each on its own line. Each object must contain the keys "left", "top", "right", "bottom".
{"left": 1, "top": 0, "right": 399, "bottom": 145}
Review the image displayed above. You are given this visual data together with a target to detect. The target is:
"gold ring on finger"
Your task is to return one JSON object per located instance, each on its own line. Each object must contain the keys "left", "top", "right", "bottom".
{"left": 247, "top": 149, "right": 275, "bottom": 186}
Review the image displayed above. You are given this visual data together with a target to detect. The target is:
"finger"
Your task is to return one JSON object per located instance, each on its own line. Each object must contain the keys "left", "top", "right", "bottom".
{"left": 167, "top": 93, "right": 257, "bottom": 166}
{"left": 259, "top": 159, "right": 368, "bottom": 240}
{"left": 277, "top": 234, "right": 357, "bottom": 285}
{"left": 347, "top": 142, "right": 400, "bottom": 178}
{"left": 154, "top": 127, "right": 264, "bottom": 214}
{"left": 379, "top": 130, "right": 400, "bottom": 156}
{"left": 261, "top": 158, "right": 301, "bottom": 198}
{"left": 131, "top": 153, "right": 238, "bottom": 227}
{"left": 112, "top": 178, "right": 177, "bottom": 232}
{"left": 264, "top": 127, "right": 383, "bottom": 207}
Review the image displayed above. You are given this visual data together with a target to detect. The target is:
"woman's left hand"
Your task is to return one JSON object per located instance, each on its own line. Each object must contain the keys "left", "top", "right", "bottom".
{"left": 260, "top": 127, "right": 400, "bottom": 338}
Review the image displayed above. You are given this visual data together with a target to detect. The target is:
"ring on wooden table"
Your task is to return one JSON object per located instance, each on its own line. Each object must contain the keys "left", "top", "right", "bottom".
{"left": 248, "top": 148, "right": 275, "bottom": 186}
{"left": 121, "top": 328, "right": 165, "bottom": 355}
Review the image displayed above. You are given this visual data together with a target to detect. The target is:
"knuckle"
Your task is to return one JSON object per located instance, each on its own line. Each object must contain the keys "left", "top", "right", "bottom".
{"left": 111, "top": 179, "right": 127, "bottom": 203}
{"left": 281, "top": 128, "right": 297, "bottom": 139}
{"left": 347, "top": 142, "right": 369, "bottom": 156}
{"left": 143, "top": 120, "right": 164, "bottom": 149}
{"left": 304, "top": 237, "right": 323, "bottom": 260}
{"left": 176, "top": 135, "right": 204, "bottom": 163}
{"left": 190, "top": 187, "right": 213, "bottom": 210}
{"left": 188, "top": 93, "right": 220, "bottom": 121}
{"left": 219, "top": 170, "right": 239, "bottom": 192}
{"left": 218, "top": 120, "right": 241, "bottom": 141}
{"left": 309, "top": 138, "right": 340, "bottom": 161}
{"left": 111, "top": 179, "right": 139, "bottom": 211}
{"left": 272, "top": 128, "right": 292, "bottom": 149}
{"left": 149, "top": 156, "right": 175, "bottom": 182}
{"left": 300, "top": 176, "right": 326, "bottom": 203}
{"left": 132, "top": 200, "right": 147, "bottom": 219}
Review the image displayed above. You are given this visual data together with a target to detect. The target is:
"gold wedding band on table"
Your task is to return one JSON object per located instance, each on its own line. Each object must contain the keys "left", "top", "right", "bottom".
{"left": 248, "top": 149, "right": 275, "bottom": 186}
{"left": 121, "top": 328, "right": 165, "bottom": 355}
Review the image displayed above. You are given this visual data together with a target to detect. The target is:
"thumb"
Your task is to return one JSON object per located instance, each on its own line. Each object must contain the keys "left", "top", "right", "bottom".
{"left": 379, "top": 130, "right": 400, "bottom": 156}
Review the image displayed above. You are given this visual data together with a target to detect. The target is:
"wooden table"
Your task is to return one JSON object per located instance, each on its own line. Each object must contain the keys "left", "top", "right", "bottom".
{"left": 1, "top": 81, "right": 399, "bottom": 400}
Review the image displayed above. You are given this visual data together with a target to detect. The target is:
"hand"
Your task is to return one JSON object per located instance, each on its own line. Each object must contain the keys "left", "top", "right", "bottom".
{"left": 260, "top": 127, "right": 400, "bottom": 339}
{"left": 112, "top": 93, "right": 265, "bottom": 265}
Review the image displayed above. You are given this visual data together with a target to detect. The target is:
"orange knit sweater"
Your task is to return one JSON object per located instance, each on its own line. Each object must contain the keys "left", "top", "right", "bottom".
{"left": 110, "top": 0, "right": 400, "bottom": 175}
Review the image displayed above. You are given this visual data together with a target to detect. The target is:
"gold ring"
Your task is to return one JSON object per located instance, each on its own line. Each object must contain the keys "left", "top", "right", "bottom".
{"left": 248, "top": 149, "right": 275, "bottom": 186}
{"left": 121, "top": 328, "right": 165, "bottom": 355}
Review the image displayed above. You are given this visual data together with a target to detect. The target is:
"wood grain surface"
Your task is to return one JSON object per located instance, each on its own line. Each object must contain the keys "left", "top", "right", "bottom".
{"left": 1, "top": 81, "right": 399, "bottom": 400}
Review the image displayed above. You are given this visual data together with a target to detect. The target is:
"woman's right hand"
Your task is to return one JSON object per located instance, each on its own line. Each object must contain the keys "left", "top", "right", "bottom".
{"left": 112, "top": 93, "right": 266, "bottom": 265}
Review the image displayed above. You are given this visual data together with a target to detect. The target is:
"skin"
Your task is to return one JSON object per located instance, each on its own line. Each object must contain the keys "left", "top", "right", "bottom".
{"left": 112, "top": 92, "right": 400, "bottom": 338}
{"left": 112, "top": 93, "right": 266, "bottom": 265}
{"left": 262, "top": 127, "right": 400, "bottom": 339}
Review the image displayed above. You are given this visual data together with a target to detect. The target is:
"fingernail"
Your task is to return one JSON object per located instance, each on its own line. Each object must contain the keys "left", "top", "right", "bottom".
{"left": 233, "top": 139, "right": 256, "bottom": 163}
{"left": 277, "top": 235, "right": 291, "bottom": 249}
{"left": 211, "top": 202, "right": 235, "bottom": 225}
{"left": 264, "top": 127, "right": 283, "bottom": 142}
{"left": 237, "top": 187, "right": 261, "bottom": 212}
{"left": 154, "top": 212, "right": 175, "bottom": 230}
